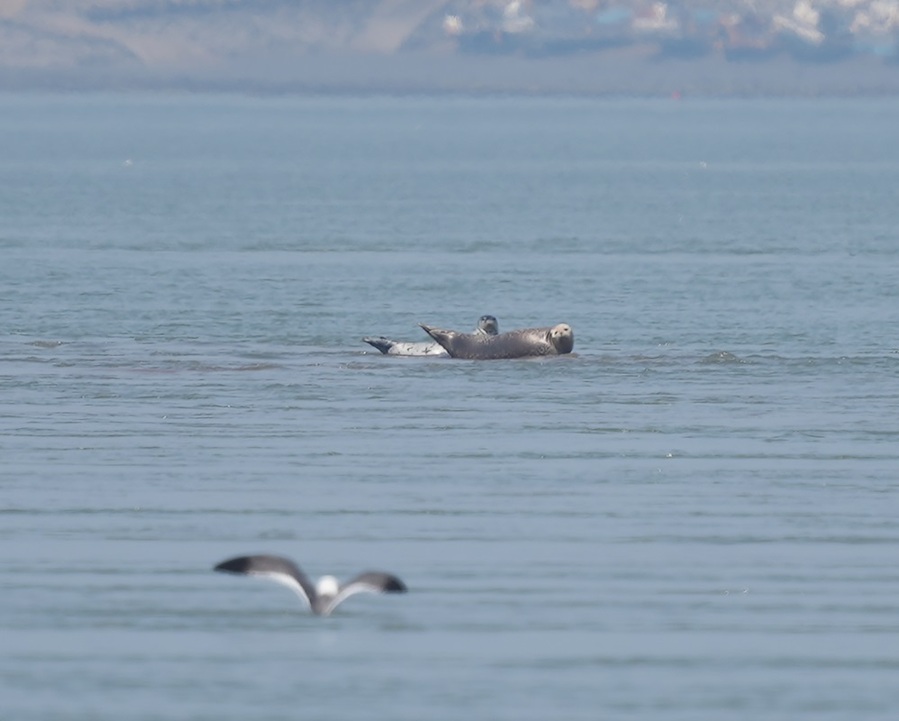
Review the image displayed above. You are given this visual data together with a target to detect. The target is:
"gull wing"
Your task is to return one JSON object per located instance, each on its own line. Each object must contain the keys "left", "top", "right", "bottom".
{"left": 214, "top": 554, "right": 316, "bottom": 610}
{"left": 320, "top": 571, "right": 408, "bottom": 616}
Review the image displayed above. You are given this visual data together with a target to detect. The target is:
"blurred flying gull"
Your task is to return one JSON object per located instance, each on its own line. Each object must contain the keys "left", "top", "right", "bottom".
{"left": 213, "top": 554, "right": 407, "bottom": 616}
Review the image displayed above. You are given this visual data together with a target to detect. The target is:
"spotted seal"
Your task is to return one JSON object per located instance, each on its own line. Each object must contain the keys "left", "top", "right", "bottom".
{"left": 364, "top": 315, "right": 499, "bottom": 356}
{"left": 419, "top": 322, "right": 573, "bottom": 360}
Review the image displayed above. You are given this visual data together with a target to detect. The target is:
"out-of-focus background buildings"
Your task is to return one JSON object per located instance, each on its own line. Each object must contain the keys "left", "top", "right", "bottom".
{"left": 445, "top": 0, "right": 898, "bottom": 60}
{"left": 1, "top": 0, "right": 898, "bottom": 94}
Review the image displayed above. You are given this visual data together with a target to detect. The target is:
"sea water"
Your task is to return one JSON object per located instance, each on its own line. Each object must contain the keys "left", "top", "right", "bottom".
{"left": 2, "top": 93, "right": 899, "bottom": 720}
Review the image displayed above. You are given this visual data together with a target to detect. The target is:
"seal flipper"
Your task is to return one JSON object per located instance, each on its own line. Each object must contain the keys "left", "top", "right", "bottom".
{"left": 418, "top": 324, "right": 457, "bottom": 356}
{"left": 362, "top": 336, "right": 395, "bottom": 354}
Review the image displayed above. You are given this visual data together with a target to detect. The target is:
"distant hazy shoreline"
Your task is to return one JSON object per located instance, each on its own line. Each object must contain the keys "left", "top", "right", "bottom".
{"left": 2, "top": 48, "right": 898, "bottom": 98}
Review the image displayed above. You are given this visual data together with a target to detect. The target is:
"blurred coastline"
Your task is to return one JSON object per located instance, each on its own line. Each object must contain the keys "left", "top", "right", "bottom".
{"left": 1, "top": 0, "right": 898, "bottom": 96}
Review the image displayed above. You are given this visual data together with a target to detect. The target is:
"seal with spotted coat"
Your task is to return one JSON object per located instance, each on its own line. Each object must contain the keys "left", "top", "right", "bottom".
{"left": 419, "top": 322, "right": 573, "bottom": 360}
{"left": 363, "top": 315, "right": 499, "bottom": 356}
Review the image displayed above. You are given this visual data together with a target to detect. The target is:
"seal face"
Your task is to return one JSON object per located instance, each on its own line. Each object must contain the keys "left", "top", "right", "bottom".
{"left": 364, "top": 315, "right": 499, "bottom": 356}
{"left": 478, "top": 315, "right": 499, "bottom": 336}
{"left": 420, "top": 322, "right": 574, "bottom": 360}
{"left": 549, "top": 323, "right": 574, "bottom": 354}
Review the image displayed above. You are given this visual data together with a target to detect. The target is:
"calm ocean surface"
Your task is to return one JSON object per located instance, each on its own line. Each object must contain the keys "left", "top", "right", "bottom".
{"left": 2, "top": 93, "right": 899, "bottom": 720}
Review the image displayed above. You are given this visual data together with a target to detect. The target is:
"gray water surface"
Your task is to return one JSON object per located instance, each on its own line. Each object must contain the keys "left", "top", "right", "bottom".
{"left": 2, "top": 94, "right": 899, "bottom": 720}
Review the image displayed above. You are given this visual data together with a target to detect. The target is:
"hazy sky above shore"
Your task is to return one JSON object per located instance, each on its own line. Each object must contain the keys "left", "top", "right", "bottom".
{"left": 1, "top": 0, "right": 897, "bottom": 95}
